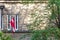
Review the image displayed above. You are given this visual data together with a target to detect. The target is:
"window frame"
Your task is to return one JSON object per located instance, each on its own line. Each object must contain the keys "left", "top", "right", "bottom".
{"left": 2, "top": 14, "right": 19, "bottom": 31}
{"left": 7, "top": 15, "right": 11, "bottom": 30}
{"left": 15, "top": 15, "right": 18, "bottom": 30}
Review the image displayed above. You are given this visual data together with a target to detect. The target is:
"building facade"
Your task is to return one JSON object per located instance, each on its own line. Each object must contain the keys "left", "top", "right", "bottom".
{"left": 0, "top": 0, "right": 50, "bottom": 40}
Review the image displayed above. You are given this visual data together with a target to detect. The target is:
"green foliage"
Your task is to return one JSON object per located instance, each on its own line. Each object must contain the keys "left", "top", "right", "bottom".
{"left": 48, "top": 0, "right": 60, "bottom": 6}
{"left": 48, "top": 0, "right": 60, "bottom": 28}
{"left": 31, "top": 27, "right": 60, "bottom": 40}
{"left": 0, "top": 32, "right": 12, "bottom": 40}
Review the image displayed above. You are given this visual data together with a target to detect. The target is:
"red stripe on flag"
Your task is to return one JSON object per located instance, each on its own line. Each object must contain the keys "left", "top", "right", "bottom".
{"left": 10, "top": 17, "right": 15, "bottom": 32}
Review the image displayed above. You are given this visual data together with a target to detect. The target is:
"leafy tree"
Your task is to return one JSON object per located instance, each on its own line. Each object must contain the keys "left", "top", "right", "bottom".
{"left": 48, "top": 0, "right": 60, "bottom": 28}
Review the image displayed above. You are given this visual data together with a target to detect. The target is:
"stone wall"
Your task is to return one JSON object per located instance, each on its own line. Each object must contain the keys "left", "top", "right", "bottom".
{"left": 0, "top": 2, "right": 51, "bottom": 40}
{"left": 1, "top": 2, "right": 51, "bottom": 31}
{"left": 0, "top": 0, "right": 47, "bottom": 1}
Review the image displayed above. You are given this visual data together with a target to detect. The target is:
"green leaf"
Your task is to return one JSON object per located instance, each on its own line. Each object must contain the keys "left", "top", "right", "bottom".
{"left": 50, "top": 12, "right": 57, "bottom": 19}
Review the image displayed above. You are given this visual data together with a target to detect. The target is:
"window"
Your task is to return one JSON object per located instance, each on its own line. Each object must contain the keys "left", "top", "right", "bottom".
{"left": 2, "top": 14, "right": 19, "bottom": 31}
{"left": 15, "top": 15, "right": 18, "bottom": 30}
{"left": 7, "top": 15, "right": 11, "bottom": 30}
{"left": 2, "top": 15, "right": 7, "bottom": 30}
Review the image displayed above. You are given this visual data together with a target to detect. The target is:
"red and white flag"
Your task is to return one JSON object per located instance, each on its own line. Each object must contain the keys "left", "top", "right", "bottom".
{"left": 10, "top": 17, "right": 15, "bottom": 32}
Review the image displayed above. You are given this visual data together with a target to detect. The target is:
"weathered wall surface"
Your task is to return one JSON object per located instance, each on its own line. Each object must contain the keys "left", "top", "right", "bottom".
{"left": 0, "top": 0, "right": 47, "bottom": 1}
{"left": 1, "top": 2, "right": 51, "bottom": 40}
{"left": 2, "top": 3, "right": 50, "bottom": 30}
